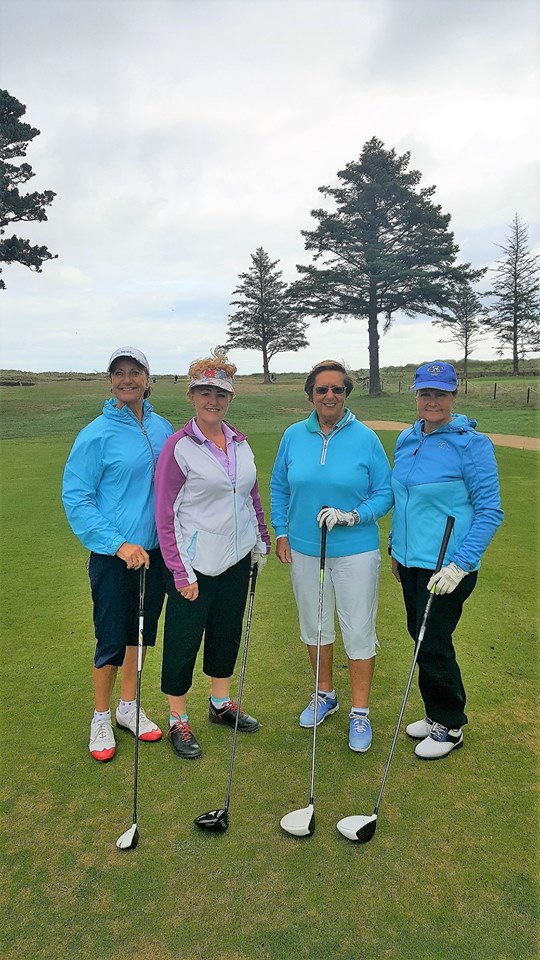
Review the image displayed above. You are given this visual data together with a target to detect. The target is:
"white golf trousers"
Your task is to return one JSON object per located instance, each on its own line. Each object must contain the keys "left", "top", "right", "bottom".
{"left": 290, "top": 548, "right": 381, "bottom": 660}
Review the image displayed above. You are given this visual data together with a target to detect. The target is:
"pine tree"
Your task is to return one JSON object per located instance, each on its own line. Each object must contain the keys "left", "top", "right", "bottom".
{"left": 226, "top": 247, "right": 308, "bottom": 382}
{"left": 0, "top": 89, "right": 57, "bottom": 289}
{"left": 432, "top": 271, "right": 488, "bottom": 377}
{"left": 291, "top": 137, "right": 474, "bottom": 394}
{"left": 486, "top": 214, "right": 539, "bottom": 375}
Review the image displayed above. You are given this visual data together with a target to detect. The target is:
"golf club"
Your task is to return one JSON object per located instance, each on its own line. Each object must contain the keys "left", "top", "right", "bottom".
{"left": 337, "top": 515, "right": 455, "bottom": 844}
{"left": 280, "top": 515, "right": 328, "bottom": 837}
{"left": 116, "top": 566, "right": 146, "bottom": 851}
{"left": 193, "top": 562, "right": 259, "bottom": 832}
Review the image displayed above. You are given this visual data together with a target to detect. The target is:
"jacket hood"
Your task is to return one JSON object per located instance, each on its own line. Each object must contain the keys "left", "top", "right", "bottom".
{"left": 413, "top": 412, "right": 478, "bottom": 437}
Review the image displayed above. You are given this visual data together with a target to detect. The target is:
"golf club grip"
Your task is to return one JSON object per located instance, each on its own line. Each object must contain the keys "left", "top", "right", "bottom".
{"left": 433, "top": 516, "right": 455, "bottom": 573}
{"left": 250, "top": 561, "right": 258, "bottom": 592}
{"left": 320, "top": 506, "right": 328, "bottom": 569}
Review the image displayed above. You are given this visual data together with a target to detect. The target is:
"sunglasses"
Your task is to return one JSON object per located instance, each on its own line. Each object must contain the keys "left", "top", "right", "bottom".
{"left": 314, "top": 385, "right": 346, "bottom": 395}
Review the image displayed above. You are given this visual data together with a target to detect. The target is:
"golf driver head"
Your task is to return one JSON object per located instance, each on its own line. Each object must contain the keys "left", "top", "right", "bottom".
{"left": 280, "top": 804, "right": 315, "bottom": 837}
{"left": 193, "top": 808, "right": 229, "bottom": 832}
{"left": 116, "top": 824, "right": 139, "bottom": 850}
{"left": 336, "top": 814, "right": 377, "bottom": 843}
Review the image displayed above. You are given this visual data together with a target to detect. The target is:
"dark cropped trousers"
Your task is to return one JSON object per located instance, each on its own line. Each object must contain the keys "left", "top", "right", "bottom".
{"left": 397, "top": 564, "right": 478, "bottom": 730}
{"left": 161, "top": 553, "right": 252, "bottom": 697}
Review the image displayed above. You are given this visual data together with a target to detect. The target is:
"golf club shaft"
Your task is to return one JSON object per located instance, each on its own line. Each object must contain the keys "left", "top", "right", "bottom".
{"left": 223, "top": 562, "right": 258, "bottom": 811}
{"left": 373, "top": 516, "right": 455, "bottom": 815}
{"left": 132, "top": 567, "right": 146, "bottom": 826}
{"left": 309, "top": 518, "right": 328, "bottom": 804}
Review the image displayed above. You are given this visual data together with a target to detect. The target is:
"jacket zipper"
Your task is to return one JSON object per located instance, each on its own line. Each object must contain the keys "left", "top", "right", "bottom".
{"left": 126, "top": 407, "right": 157, "bottom": 474}
{"left": 318, "top": 418, "right": 350, "bottom": 464}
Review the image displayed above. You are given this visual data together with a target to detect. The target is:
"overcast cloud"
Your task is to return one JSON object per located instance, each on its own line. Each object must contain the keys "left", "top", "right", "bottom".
{"left": 1, "top": 0, "right": 538, "bottom": 375}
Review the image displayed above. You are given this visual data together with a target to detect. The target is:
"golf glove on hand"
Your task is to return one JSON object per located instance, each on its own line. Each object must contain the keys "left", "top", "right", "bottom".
{"left": 427, "top": 562, "right": 467, "bottom": 595}
{"left": 251, "top": 549, "right": 268, "bottom": 573}
{"left": 317, "top": 507, "right": 359, "bottom": 531}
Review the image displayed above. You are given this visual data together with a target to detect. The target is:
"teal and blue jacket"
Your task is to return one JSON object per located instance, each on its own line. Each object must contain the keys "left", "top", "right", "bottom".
{"left": 390, "top": 414, "right": 503, "bottom": 571}
{"left": 270, "top": 409, "right": 393, "bottom": 558}
{"left": 62, "top": 398, "right": 173, "bottom": 555}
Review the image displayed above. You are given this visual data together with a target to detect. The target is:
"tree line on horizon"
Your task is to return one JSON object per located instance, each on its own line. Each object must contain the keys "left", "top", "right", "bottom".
{"left": 1, "top": 89, "right": 538, "bottom": 392}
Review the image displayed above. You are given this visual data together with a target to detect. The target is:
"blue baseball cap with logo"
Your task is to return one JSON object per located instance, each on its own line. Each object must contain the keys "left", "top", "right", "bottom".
{"left": 411, "top": 361, "right": 457, "bottom": 392}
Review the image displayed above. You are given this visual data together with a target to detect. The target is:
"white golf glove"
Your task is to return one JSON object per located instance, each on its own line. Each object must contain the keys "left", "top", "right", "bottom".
{"left": 317, "top": 507, "right": 360, "bottom": 531}
{"left": 427, "top": 562, "right": 467, "bottom": 595}
{"left": 251, "top": 549, "right": 268, "bottom": 573}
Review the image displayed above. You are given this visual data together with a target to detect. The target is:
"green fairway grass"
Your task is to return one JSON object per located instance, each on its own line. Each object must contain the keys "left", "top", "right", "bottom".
{"left": 0, "top": 377, "right": 538, "bottom": 960}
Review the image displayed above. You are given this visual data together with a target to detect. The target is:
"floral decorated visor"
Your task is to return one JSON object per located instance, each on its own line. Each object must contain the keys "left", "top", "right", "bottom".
{"left": 189, "top": 366, "right": 234, "bottom": 393}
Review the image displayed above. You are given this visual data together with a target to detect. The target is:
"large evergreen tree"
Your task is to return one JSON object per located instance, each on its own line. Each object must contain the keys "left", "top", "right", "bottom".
{"left": 486, "top": 214, "right": 539, "bottom": 375}
{"left": 0, "top": 89, "right": 57, "bottom": 289}
{"left": 432, "top": 270, "right": 488, "bottom": 377}
{"left": 290, "top": 137, "right": 473, "bottom": 394}
{"left": 226, "top": 247, "right": 309, "bottom": 383}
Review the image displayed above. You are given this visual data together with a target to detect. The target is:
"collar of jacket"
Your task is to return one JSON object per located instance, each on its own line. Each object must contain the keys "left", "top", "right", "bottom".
{"left": 182, "top": 417, "right": 247, "bottom": 445}
{"left": 305, "top": 408, "right": 355, "bottom": 434}
{"left": 102, "top": 397, "right": 154, "bottom": 422}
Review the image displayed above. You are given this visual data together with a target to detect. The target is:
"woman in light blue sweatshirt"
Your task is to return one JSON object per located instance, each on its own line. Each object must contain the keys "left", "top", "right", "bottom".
{"left": 271, "top": 360, "right": 393, "bottom": 753}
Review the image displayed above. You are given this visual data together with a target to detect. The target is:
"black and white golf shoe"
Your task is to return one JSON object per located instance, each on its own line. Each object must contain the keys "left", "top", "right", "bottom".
{"left": 415, "top": 722, "right": 463, "bottom": 759}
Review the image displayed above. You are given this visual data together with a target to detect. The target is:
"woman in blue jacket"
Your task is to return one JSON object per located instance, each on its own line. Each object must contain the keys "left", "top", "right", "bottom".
{"left": 62, "top": 347, "right": 173, "bottom": 762}
{"left": 271, "top": 360, "right": 393, "bottom": 753}
{"left": 390, "top": 361, "right": 503, "bottom": 760}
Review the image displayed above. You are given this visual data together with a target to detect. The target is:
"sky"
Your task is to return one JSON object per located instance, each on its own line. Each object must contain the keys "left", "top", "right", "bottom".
{"left": 1, "top": 0, "right": 539, "bottom": 376}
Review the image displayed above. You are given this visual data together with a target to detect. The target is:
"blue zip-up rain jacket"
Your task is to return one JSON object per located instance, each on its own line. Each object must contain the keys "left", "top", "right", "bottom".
{"left": 270, "top": 409, "right": 393, "bottom": 558}
{"left": 62, "top": 398, "right": 173, "bottom": 555}
{"left": 390, "top": 414, "right": 503, "bottom": 571}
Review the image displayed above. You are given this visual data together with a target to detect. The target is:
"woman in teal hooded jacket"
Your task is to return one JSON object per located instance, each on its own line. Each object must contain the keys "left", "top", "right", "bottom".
{"left": 62, "top": 347, "right": 173, "bottom": 762}
{"left": 390, "top": 361, "right": 503, "bottom": 760}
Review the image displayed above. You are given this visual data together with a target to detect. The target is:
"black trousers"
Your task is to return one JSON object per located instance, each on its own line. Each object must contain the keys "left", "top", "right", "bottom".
{"left": 161, "top": 553, "right": 252, "bottom": 697}
{"left": 398, "top": 564, "right": 478, "bottom": 729}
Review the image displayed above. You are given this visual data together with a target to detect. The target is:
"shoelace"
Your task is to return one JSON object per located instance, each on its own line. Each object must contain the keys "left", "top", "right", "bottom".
{"left": 350, "top": 714, "right": 370, "bottom": 734}
{"left": 430, "top": 721, "right": 449, "bottom": 742}
{"left": 221, "top": 699, "right": 245, "bottom": 718}
{"left": 168, "top": 718, "right": 194, "bottom": 742}
{"left": 305, "top": 692, "right": 333, "bottom": 717}
{"left": 93, "top": 719, "right": 113, "bottom": 743}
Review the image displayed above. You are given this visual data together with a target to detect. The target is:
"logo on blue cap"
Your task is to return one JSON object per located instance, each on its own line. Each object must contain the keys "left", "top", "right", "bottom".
{"left": 411, "top": 361, "right": 457, "bottom": 392}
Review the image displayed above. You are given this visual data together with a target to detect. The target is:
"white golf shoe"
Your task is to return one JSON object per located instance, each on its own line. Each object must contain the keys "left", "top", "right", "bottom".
{"left": 115, "top": 704, "right": 162, "bottom": 741}
{"left": 89, "top": 716, "right": 116, "bottom": 762}
{"left": 415, "top": 722, "right": 463, "bottom": 759}
{"left": 406, "top": 716, "right": 434, "bottom": 740}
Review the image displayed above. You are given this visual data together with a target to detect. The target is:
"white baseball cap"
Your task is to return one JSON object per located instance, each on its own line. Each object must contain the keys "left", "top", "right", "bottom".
{"left": 108, "top": 347, "right": 150, "bottom": 373}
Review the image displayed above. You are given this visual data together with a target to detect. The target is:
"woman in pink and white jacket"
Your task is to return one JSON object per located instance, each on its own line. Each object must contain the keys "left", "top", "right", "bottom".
{"left": 154, "top": 350, "right": 270, "bottom": 760}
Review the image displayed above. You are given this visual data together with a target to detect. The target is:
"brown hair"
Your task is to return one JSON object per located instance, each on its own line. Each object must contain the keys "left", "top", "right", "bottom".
{"left": 304, "top": 360, "right": 354, "bottom": 401}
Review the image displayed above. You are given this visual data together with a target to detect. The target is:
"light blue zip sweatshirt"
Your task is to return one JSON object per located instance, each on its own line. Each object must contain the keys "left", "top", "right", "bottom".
{"left": 62, "top": 398, "right": 173, "bottom": 554}
{"left": 390, "top": 414, "right": 503, "bottom": 571}
{"left": 270, "top": 409, "right": 393, "bottom": 558}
